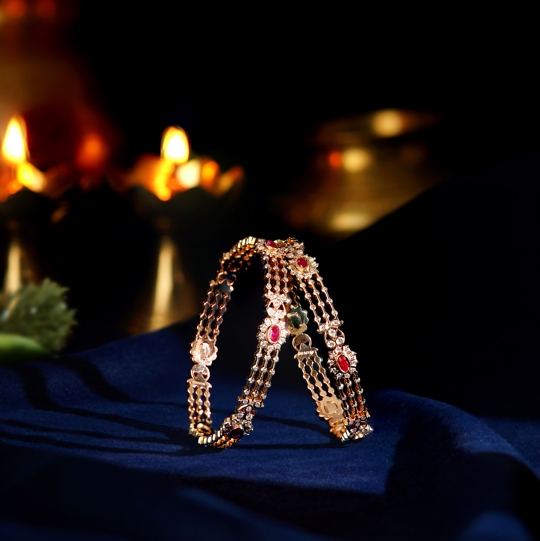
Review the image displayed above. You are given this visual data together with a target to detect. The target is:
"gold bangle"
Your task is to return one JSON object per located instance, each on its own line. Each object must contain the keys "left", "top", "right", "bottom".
{"left": 187, "top": 237, "right": 372, "bottom": 448}
{"left": 274, "top": 238, "right": 372, "bottom": 442}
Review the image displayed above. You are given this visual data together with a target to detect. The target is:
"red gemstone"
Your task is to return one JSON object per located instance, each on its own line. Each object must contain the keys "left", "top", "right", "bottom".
{"left": 297, "top": 257, "right": 308, "bottom": 269}
{"left": 267, "top": 240, "right": 277, "bottom": 248}
{"left": 229, "top": 427, "right": 244, "bottom": 440}
{"left": 268, "top": 325, "right": 281, "bottom": 343}
{"left": 337, "top": 355, "right": 350, "bottom": 372}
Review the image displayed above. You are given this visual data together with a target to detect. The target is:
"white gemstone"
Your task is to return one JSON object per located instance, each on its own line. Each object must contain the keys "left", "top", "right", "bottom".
{"left": 192, "top": 340, "right": 216, "bottom": 364}
{"left": 192, "top": 364, "right": 209, "bottom": 379}
{"left": 327, "top": 340, "right": 336, "bottom": 348}
{"left": 328, "top": 329, "right": 337, "bottom": 338}
{"left": 336, "top": 337, "right": 345, "bottom": 346}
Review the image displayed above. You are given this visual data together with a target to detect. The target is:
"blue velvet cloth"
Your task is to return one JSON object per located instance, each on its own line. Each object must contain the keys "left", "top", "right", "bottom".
{"left": 1, "top": 154, "right": 540, "bottom": 540}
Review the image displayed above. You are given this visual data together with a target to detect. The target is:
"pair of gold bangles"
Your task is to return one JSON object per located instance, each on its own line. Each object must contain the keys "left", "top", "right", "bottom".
{"left": 187, "top": 236, "right": 372, "bottom": 448}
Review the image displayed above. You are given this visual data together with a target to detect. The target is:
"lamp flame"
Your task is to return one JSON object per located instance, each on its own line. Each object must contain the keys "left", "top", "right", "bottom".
{"left": 372, "top": 110, "right": 404, "bottom": 138}
{"left": 175, "top": 159, "right": 200, "bottom": 189}
{"left": 161, "top": 127, "right": 189, "bottom": 165}
{"left": 2, "top": 116, "right": 27, "bottom": 164}
{"left": 76, "top": 132, "right": 107, "bottom": 171}
{"left": 153, "top": 160, "right": 175, "bottom": 201}
{"left": 17, "top": 162, "right": 46, "bottom": 192}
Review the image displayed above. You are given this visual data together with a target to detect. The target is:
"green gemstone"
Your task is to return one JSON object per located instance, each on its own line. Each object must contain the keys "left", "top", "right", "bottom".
{"left": 287, "top": 305, "right": 309, "bottom": 333}
{"left": 290, "top": 313, "right": 302, "bottom": 328}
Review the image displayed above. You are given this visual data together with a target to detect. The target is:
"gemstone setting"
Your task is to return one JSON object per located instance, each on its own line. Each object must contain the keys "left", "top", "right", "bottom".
{"left": 297, "top": 257, "right": 308, "bottom": 269}
{"left": 229, "top": 427, "right": 244, "bottom": 440}
{"left": 337, "top": 355, "right": 350, "bottom": 372}
{"left": 191, "top": 339, "right": 217, "bottom": 365}
{"left": 267, "top": 324, "right": 281, "bottom": 343}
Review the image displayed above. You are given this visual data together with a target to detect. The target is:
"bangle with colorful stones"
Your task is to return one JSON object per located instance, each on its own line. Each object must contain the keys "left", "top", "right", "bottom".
{"left": 269, "top": 238, "right": 372, "bottom": 442}
{"left": 187, "top": 237, "right": 293, "bottom": 448}
{"left": 187, "top": 236, "right": 372, "bottom": 448}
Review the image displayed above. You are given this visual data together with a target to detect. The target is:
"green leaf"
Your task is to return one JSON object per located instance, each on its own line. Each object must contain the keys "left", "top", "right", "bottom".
{"left": 0, "top": 333, "right": 48, "bottom": 363}
{"left": 0, "top": 278, "right": 76, "bottom": 354}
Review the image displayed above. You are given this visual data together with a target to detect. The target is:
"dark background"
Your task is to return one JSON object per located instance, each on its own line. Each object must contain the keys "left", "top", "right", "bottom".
{"left": 72, "top": 3, "right": 539, "bottom": 188}
{"left": 3, "top": 2, "right": 539, "bottom": 360}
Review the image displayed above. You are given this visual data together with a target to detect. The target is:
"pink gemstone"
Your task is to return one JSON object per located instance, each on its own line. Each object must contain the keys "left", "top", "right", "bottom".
{"left": 267, "top": 240, "right": 277, "bottom": 248}
{"left": 337, "top": 355, "right": 350, "bottom": 372}
{"left": 297, "top": 257, "right": 308, "bottom": 269}
{"left": 267, "top": 324, "right": 281, "bottom": 343}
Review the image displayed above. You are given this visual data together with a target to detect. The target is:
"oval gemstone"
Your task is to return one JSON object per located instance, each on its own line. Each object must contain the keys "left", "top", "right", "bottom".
{"left": 297, "top": 257, "right": 308, "bottom": 269}
{"left": 267, "top": 324, "right": 281, "bottom": 343}
{"left": 267, "top": 240, "right": 277, "bottom": 248}
{"left": 337, "top": 355, "right": 350, "bottom": 372}
{"left": 229, "top": 427, "right": 244, "bottom": 440}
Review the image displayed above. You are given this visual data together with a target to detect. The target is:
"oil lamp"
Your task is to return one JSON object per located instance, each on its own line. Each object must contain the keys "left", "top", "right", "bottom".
{"left": 126, "top": 125, "right": 244, "bottom": 201}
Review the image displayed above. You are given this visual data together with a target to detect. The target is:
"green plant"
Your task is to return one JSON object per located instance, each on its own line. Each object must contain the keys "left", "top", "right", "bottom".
{"left": 0, "top": 279, "right": 76, "bottom": 362}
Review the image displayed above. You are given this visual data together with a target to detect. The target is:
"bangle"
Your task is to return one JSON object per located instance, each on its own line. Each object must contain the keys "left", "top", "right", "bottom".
{"left": 277, "top": 238, "right": 372, "bottom": 442}
{"left": 187, "top": 237, "right": 372, "bottom": 448}
{"left": 187, "top": 237, "right": 292, "bottom": 448}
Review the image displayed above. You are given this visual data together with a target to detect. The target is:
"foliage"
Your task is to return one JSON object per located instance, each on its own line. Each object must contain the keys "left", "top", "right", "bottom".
{"left": 0, "top": 279, "right": 76, "bottom": 358}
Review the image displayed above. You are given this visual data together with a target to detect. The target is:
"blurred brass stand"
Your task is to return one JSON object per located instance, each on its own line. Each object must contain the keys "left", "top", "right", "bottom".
{"left": 280, "top": 109, "right": 448, "bottom": 239}
{"left": 1, "top": 221, "right": 40, "bottom": 295}
{"left": 128, "top": 234, "right": 199, "bottom": 334}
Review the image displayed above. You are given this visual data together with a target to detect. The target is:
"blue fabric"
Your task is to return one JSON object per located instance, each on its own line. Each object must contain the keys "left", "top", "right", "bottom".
{"left": 1, "top": 153, "right": 540, "bottom": 540}
{"left": 0, "top": 325, "right": 538, "bottom": 540}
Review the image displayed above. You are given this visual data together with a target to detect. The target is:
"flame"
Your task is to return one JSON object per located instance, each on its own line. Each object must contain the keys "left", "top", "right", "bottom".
{"left": 175, "top": 159, "right": 201, "bottom": 189}
{"left": 153, "top": 160, "right": 175, "bottom": 201}
{"left": 372, "top": 110, "right": 404, "bottom": 137}
{"left": 3, "top": 0, "right": 27, "bottom": 19}
{"left": 200, "top": 160, "right": 220, "bottom": 190}
{"left": 342, "top": 148, "right": 371, "bottom": 172}
{"left": 76, "top": 132, "right": 107, "bottom": 171}
{"left": 2, "top": 116, "right": 27, "bottom": 164}
{"left": 328, "top": 151, "right": 342, "bottom": 169}
{"left": 17, "top": 162, "right": 46, "bottom": 192}
{"left": 161, "top": 127, "right": 189, "bottom": 165}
